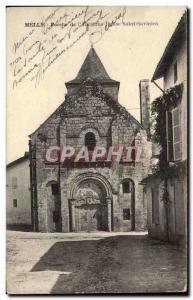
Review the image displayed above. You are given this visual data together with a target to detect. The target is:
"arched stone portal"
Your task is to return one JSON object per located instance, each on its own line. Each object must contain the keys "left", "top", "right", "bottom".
{"left": 68, "top": 173, "right": 113, "bottom": 232}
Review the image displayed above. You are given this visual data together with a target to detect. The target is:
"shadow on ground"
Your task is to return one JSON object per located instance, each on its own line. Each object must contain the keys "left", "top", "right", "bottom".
{"left": 31, "top": 239, "right": 99, "bottom": 273}
{"left": 31, "top": 235, "right": 187, "bottom": 294}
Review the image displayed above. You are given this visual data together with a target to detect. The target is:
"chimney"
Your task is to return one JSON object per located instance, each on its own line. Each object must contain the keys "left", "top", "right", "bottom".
{"left": 139, "top": 79, "right": 150, "bottom": 133}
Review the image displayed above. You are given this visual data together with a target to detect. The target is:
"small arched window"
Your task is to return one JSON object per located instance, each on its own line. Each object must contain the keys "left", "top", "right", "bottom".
{"left": 85, "top": 132, "right": 96, "bottom": 151}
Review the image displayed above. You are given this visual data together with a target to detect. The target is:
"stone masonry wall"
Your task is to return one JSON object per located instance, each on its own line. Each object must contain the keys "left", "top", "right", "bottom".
{"left": 30, "top": 81, "right": 151, "bottom": 232}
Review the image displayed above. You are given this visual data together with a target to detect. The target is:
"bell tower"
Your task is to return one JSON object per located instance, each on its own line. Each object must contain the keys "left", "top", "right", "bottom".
{"left": 65, "top": 47, "right": 120, "bottom": 102}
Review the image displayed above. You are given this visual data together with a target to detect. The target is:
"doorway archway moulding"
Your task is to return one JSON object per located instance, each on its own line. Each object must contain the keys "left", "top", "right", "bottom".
{"left": 68, "top": 172, "right": 113, "bottom": 232}
{"left": 68, "top": 172, "right": 113, "bottom": 200}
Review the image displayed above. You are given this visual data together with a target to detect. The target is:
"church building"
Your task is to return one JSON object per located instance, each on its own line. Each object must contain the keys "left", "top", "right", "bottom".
{"left": 29, "top": 47, "right": 151, "bottom": 232}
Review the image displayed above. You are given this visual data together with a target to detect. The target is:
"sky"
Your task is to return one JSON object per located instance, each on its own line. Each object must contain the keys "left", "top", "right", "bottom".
{"left": 6, "top": 6, "right": 186, "bottom": 163}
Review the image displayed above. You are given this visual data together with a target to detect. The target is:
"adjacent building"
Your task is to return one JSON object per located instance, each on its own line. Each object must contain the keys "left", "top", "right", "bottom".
{"left": 143, "top": 12, "right": 187, "bottom": 244}
{"left": 6, "top": 152, "right": 32, "bottom": 230}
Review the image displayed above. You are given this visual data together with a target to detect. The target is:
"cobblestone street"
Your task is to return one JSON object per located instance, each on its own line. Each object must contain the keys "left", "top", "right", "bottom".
{"left": 6, "top": 231, "right": 187, "bottom": 294}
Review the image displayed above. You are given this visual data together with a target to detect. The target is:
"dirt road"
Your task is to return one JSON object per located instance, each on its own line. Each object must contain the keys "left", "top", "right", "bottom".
{"left": 6, "top": 231, "right": 187, "bottom": 294}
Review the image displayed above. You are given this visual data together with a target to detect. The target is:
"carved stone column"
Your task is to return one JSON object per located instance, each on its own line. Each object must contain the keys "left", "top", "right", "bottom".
{"left": 106, "top": 197, "right": 112, "bottom": 232}
{"left": 70, "top": 199, "right": 76, "bottom": 232}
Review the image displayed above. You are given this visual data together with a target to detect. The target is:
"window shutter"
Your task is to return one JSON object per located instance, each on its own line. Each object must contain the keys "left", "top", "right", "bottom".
{"left": 174, "top": 61, "right": 178, "bottom": 83}
{"left": 155, "top": 187, "right": 159, "bottom": 225}
{"left": 151, "top": 187, "right": 159, "bottom": 225}
{"left": 172, "top": 107, "right": 181, "bottom": 161}
{"left": 151, "top": 188, "right": 155, "bottom": 224}
{"left": 166, "top": 111, "right": 173, "bottom": 161}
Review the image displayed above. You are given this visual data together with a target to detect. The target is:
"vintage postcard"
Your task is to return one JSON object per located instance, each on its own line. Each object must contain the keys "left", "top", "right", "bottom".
{"left": 6, "top": 6, "right": 188, "bottom": 294}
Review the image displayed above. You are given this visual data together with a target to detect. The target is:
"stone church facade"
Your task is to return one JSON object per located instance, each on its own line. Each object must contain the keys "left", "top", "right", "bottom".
{"left": 29, "top": 47, "right": 151, "bottom": 233}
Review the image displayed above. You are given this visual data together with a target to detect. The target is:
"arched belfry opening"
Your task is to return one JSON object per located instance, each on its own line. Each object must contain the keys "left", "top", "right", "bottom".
{"left": 85, "top": 132, "right": 96, "bottom": 151}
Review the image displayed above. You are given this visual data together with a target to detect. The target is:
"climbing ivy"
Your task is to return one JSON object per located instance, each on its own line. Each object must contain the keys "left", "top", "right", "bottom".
{"left": 151, "top": 83, "right": 184, "bottom": 179}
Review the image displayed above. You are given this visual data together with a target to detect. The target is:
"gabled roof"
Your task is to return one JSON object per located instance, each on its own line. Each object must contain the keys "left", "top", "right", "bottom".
{"left": 65, "top": 79, "right": 142, "bottom": 129}
{"left": 30, "top": 48, "right": 141, "bottom": 137}
{"left": 7, "top": 152, "right": 29, "bottom": 168}
{"left": 66, "top": 47, "right": 119, "bottom": 84}
{"left": 29, "top": 79, "right": 142, "bottom": 138}
{"left": 152, "top": 11, "right": 187, "bottom": 81}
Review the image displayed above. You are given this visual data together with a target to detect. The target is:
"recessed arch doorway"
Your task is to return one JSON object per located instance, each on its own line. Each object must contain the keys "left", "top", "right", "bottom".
{"left": 69, "top": 173, "right": 113, "bottom": 232}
